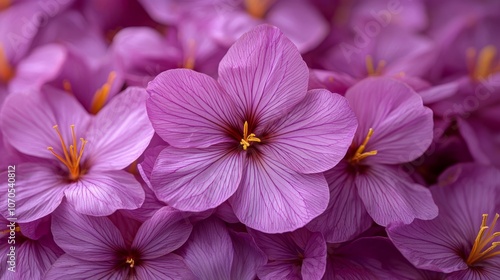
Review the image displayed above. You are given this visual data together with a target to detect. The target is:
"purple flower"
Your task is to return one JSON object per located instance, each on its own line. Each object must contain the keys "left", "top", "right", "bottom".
{"left": 45, "top": 203, "right": 195, "bottom": 279}
{"left": 0, "top": 87, "right": 154, "bottom": 222}
{"left": 180, "top": 217, "right": 267, "bottom": 280}
{"left": 387, "top": 163, "right": 500, "bottom": 279}
{"left": 307, "top": 77, "right": 438, "bottom": 242}
{"left": 146, "top": 25, "right": 357, "bottom": 233}
{"left": 249, "top": 227, "right": 327, "bottom": 280}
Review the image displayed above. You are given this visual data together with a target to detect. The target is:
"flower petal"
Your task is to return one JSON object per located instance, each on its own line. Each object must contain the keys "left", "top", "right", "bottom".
{"left": 0, "top": 89, "right": 90, "bottom": 159}
{"left": 150, "top": 145, "right": 243, "bottom": 212}
{"left": 218, "top": 25, "right": 309, "bottom": 125}
{"left": 263, "top": 89, "right": 357, "bottom": 174}
{"left": 51, "top": 202, "right": 125, "bottom": 260}
{"left": 345, "top": 77, "right": 433, "bottom": 165}
{"left": 64, "top": 170, "right": 144, "bottom": 216}
{"left": 85, "top": 87, "right": 154, "bottom": 171}
{"left": 147, "top": 69, "right": 239, "bottom": 148}
{"left": 307, "top": 162, "right": 373, "bottom": 242}
{"left": 16, "top": 239, "right": 62, "bottom": 279}
{"left": 43, "top": 255, "right": 124, "bottom": 280}
{"left": 356, "top": 165, "right": 438, "bottom": 226}
{"left": 132, "top": 207, "right": 192, "bottom": 258}
{"left": 302, "top": 232, "right": 327, "bottom": 280}
{"left": 258, "top": 262, "right": 301, "bottom": 280}
{"left": 0, "top": 163, "right": 66, "bottom": 223}
{"left": 229, "top": 231, "right": 267, "bottom": 280}
{"left": 182, "top": 218, "right": 234, "bottom": 280}
{"left": 136, "top": 254, "right": 197, "bottom": 280}
{"left": 230, "top": 154, "right": 329, "bottom": 233}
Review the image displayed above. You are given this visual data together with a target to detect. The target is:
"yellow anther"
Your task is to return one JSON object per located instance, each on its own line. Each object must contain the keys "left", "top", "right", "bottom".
{"left": 47, "top": 125, "right": 87, "bottom": 180}
{"left": 240, "top": 121, "right": 261, "bottom": 150}
{"left": 126, "top": 257, "right": 135, "bottom": 268}
{"left": 350, "top": 128, "right": 378, "bottom": 164}
{"left": 466, "top": 213, "right": 500, "bottom": 265}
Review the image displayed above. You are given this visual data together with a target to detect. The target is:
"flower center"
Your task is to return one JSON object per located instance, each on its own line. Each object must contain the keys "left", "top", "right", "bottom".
{"left": 0, "top": 44, "right": 14, "bottom": 83}
{"left": 467, "top": 45, "right": 500, "bottom": 81}
{"left": 466, "top": 213, "right": 500, "bottom": 266}
{"left": 244, "top": 0, "right": 273, "bottom": 18}
{"left": 47, "top": 125, "right": 88, "bottom": 181}
{"left": 0, "top": 0, "right": 10, "bottom": 11}
{"left": 365, "top": 55, "right": 386, "bottom": 76}
{"left": 126, "top": 257, "right": 135, "bottom": 268}
{"left": 90, "top": 71, "right": 116, "bottom": 114}
{"left": 240, "top": 121, "right": 261, "bottom": 150}
{"left": 349, "top": 128, "right": 378, "bottom": 164}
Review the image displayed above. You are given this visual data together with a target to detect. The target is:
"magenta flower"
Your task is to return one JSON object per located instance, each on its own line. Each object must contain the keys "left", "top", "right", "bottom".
{"left": 307, "top": 77, "right": 438, "bottom": 242}
{"left": 45, "top": 203, "right": 195, "bottom": 279}
{"left": 249, "top": 227, "right": 327, "bottom": 280}
{"left": 180, "top": 217, "right": 267, "bottom": 280}
{"left": 387, "top": 163, "right": 500, "bottom": 279}
{"left": 0, "top": 87, "right": 154, "bottom": 222}
{"left": 147, "top": 25, "right": 357, "bottom": 233}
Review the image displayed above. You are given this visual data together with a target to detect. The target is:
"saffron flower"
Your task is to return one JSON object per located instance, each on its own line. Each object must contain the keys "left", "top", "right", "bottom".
{"left": 45, "top": 203, "right": 195, "bottom": 279}
{"left": 387, "top": 163, "right": 500, "bottom": 279}
{"left": 147, "top": 25, "right": 358, "bottom": 233}
{"left": 181, "top": 217, "right": 267, "bottom": 280}
{"left": 307, "top": 77, "right": 438, "bottom": 242}
{"left": 0, "top": 87, "right": 154, "bottom": 222}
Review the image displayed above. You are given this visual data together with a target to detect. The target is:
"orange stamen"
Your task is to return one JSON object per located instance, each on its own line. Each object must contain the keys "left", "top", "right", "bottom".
{"left": 350, "top": 128, "right": 378, "bottom": 164}
{"left": 240, "top": 121, "right": 261, "bottom": 150}
{"left": 126, "top": 257, "right": 135, "bottom": 268}
{"left": 0, "top": 44, "right": 14, "bottom": 83}
{"left": 245, "top": 0, "right": 274, "bottom": 18}
{"left": 466, "top": 213, "right": 500, "bottom": 265}
{"left": 0, "top": 0, "right": 10, "bottom": 11}
{"left": 183, "top": 39, "right": 196, "bottom": 70}
{"left": 365, "top": 55, "right": 386, "bottom": 76}
{"left": 90, "top": 71, "right": 116, "bottom": 114}
{"left": 47, "top": 125, "right": 87, "bottom": 180}
{"left": 467, "top": 45, "right": 500, "bottom": 81}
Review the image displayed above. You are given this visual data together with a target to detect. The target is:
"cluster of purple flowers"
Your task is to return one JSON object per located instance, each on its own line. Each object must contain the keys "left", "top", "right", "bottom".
{"left": 0, "top": 0, "right": 499, "bottom": 279}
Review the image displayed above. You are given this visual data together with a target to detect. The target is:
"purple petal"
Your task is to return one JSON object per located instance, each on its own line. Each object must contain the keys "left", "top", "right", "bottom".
{"left": 136, "top": 254, "right": 197, "bottom": 280}
{"left": 137, "top": 143, "right": 168, "bottom": 190}
{"left": 8, "top": 44, "right": 66, "bottom": 93}
{"left": 65, "top": 170, "right": 145, "bottom": 216}
{"left": 218, "top": 25, "right": 309, "bottom": 125}
{"left": 345, "top": 77, "right": 433, "bottom": 165}
{"left": 263, "top": 89, "right": 357, "bottom": 174}
{"left": 43, "top": 255, "right": 124, "bottom": 280}
{"left": 16, "top": 239, "right": 62, "bottom": 279}
{"left": 182, "top": 218, "right": 234, "bottom": 280}
{"left": 51, "top": 202, "right": 125, "bottom": 260}
{"left": 0, "top": 89, "right": 90, "bottom": 159}
{"left": 258, "top": 262, "right": 301, "bottom": 280}
{"left": 132, "top": 207, "right": 192, "bottom": 258}
{"left": 307, "top": 162, "right": 373, "bottom": 242}
{"left": 230, "top": 155, "right": 329, "bottom": 233}
{"left": 230, "top": 231, "right": 267, "bottom": 280}
{"left": 301, "top": 232, "right": 327, "bottom": 280}
{"left": 0, "top": 163, "right": 66, "bottom": 223}
{"left": 85, "top": 87, "right": 154, "bottom": 171}
{"left": 249, "top": 229, "right": 303, "bottom": 260}
{"left": 356, "top": 165, "right": 438, "bottom": 226}
{"left": 150, "top": 145, "right": 243, "bottom": 212}
{"left": 147, "top": 69, "right": 239, "bottom": 148}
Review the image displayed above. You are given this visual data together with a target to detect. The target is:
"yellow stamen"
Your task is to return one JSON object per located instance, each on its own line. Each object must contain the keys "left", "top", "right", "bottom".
{"left": 47, "top": 125, "right": 87, "bottom": 180}
{"left": 350, "top": 128, "right": 378, "bottom": 164}
{"left": 0, "top": 0, "right": 10, "bottom": 11}
{"left": 365, "top": 55, "right": 386, "bottom": 76}
{"left": 183, "top": 39, "right": 196, "bottom": 70}
{"left": 0, "top": 44, "right": 14, "bottom": 83}
{"left": 126, "top": 257, "right": 135, "bottom": 268}
{"left": 245, "top": 0, "right": 273, "bottom": 18}
{"left": 466, "top": 213, "right": 500, "bottom": 265}
{"left": 1, "top": 226, "right": 20, "bottom": 235}
{"left": 240, "top": 121, "right": 261, "bottom": 150}
{"left": 467, "top": 45, "right": 500, "bottom": 81}
{"left": 90, "top": 71, "right": 116, "bottom": 114}
{"left": 63, "top": 79, "right": 73, "bottom": 93}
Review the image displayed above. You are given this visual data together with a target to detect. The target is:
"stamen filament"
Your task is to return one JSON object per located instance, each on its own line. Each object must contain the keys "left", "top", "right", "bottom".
{"left": 47, "top": 124, "right": 87, "bottom": 180}
{"left": 90, "top": 71, "right": 116, "bottom": 114}
{"left": 184, "top": 39, "right": 196, "bottom": 70}
{"left": 468, "top": 45, "right": 500, "bottom": 81}
{"left": 365, "top": 55, "right": 386, "bottom": 76}
{"left": 0, "top": 44, "right": 14, "bottom": 83}
{"left": 245, "top": 0, "right": 273, "bottom": 18}
{"left": 350, "top": 128, "right": 378, "bottom": 164}
{"left": 466, "top": 213, "right": 500, "bottom": 265}
{"left": 240, "top": 121, "right": 261, "bottom": 150}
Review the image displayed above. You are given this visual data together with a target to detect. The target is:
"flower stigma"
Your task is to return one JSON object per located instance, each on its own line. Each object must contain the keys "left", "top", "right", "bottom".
{"left": 126, "top": 257, "right": 135, "bottom": 268}
{"left": 0, "top": 0, "right": 10, "bottom": 11}
{"left": 245, "top": 0, "right": 274, "bottom": 18}
{"left": 240, "top": 121, "right": 261, "bottom": 150}
{"left": 466, "top": 213, "right": 500, "bottom": 265}
{"left": 90, "top": 71, "right": 117, "bottom": 114}
{"left": 349, "top": 128, "right": 378, "bottom": 164}
{"left": 47, "top": 125, "right": 88, "bottom": 181}
{"left": 365, "top": 55, "right": 386, "bottom": 76}
{"left": 467, "top": 45, "right": 500, "bottom": 81}
{"left": 0, "top": 44, "right": 14, "bottom": 83}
